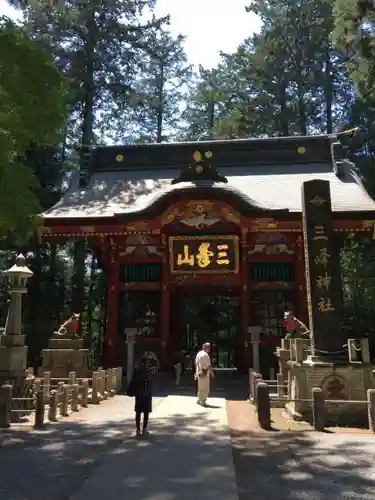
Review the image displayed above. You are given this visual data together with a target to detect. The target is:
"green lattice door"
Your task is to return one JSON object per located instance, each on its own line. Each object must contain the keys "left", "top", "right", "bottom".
{"left": 178, "top": 290, "right": 240, "bottom": 368}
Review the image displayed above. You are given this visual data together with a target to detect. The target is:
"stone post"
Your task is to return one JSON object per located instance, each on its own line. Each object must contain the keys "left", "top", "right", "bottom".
{"left": 48, "top": 390, "right": 58, "bottom": 422}
{"left": 256, "top": 382, "right": 271, "bottom": 430}
{"left": 107, "top": 368, "right": 115, "bottom": 396}
{"left": 0, "top": 384, "right": 12, "bottom": 428}
{"left": 249, "top": 326, "right": 261, "bottom": 374}
{"left": 71, "top": 384, "right": 79, "bottom": 412}
{"left": 125, "top": 328, "right": 137, "bottom": 385}
{"left": 98, "top": 369, "right": 106, "bottom": 399}
{"left": 61, "top": 385, "right": 69, "bottom": 416}
{"left": 293, "top": 338, "right": 308, "bottom": 363}
{"left": 34, "top": 378, "right": 42, "bottom": 394}
{"left": 277, "top": 373, "right": 284, "bottom": 397}
{"left": 248, "top": 368, "right": 253, "bottom": 400}
{"left": 80, "top": 379, "right": 89, "bottom": 407}
{"left": 43, "top": 371, "right": 50, "bottom": 404}
{"left": 252, "top": 373, "right": 262, "bottom": 406}
{"left": 278, "top": 339, "right": 291, "bottom": 381}
{"left": 312, "top": 387, "right": 325, "bottom": 431}
{"left": 91, "top": 372, "right": 99, "bottom": 404}
{"left": 115, "top": 367, "right": 123, "bottom": 392}
{"left": 361, "top": 338, "right": 370, "bottom": 363}
{"left": 348, "top": 339, "right": 359, "bottom": 363}
{"left": 34, "top": 390, "right": 45, "bottom": 429}
{"left": 68, "top": 371, "right": 76, "bottom": 386}
{"left": 367, "top": 389, "right": 375, "bottom": 432}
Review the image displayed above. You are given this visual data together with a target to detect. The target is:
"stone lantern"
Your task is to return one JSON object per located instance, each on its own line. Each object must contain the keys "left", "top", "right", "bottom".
{"left": 0, "top": 254, "right": 33, "bottom": 385}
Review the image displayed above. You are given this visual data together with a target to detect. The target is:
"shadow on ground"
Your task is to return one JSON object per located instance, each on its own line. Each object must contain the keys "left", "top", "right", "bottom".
{"left": 1, "top": 391, "right": 374, "bottom": 500}
{"left": 229, "top": 401, "right": 375, "bottom": 499}
{"left": 0, "top": 396, "right": 236, "bottom": 500}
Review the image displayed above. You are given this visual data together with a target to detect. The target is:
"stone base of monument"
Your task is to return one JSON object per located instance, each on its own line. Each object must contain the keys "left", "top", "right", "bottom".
{"left": 285, "top": 361, "right": 375, "bottom": 426}
{"left": 0, "top": 334, "right": 28, "bottom": 382}
{"left": 39, "top": 337, "right": 89, "bottom": 378}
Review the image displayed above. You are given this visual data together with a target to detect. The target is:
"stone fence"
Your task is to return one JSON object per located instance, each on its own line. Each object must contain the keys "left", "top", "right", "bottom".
{"left": 0, "top": 367, "right": 123, "bottom": 429}
{"left": 249, "top": 371, "right": 375, "bottom": 432}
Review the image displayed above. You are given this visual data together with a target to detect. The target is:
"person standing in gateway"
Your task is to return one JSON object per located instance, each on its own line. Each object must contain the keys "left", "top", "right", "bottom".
{"left": 195, "top": 342, "right": 214, "bottom": 406}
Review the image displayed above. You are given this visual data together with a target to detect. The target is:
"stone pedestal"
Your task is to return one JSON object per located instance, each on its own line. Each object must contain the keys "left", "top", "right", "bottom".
{"left": 0, "top": 330, "right": 30, "bottom": 423}
{"left": 0, "top": 334, "right": 27, "bottom": 382}
{"left": 286, "top": 361, "right": 375, "bottom": 425}
{"left": 276, "top": 338, "right": 292, "bottom": 381}
{"left": 40, "top": 337, "right": 89, "bottom": 378}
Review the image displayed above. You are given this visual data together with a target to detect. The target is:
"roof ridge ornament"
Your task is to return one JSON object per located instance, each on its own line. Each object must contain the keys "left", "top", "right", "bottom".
{"left": 330, "top": 140, "right": 356, "bottom": 180}
{"left": 171, "top": 149, "right": 228, "bottom": 185}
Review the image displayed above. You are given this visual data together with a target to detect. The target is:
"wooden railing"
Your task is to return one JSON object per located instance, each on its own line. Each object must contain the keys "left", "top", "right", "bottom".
{"left": 0, "top": 367, "right": 123, "bottom": 429}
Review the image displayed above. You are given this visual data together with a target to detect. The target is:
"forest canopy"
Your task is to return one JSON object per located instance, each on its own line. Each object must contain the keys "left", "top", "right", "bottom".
{"left": 0, "top": 16, "right": 67, "bottom": 235}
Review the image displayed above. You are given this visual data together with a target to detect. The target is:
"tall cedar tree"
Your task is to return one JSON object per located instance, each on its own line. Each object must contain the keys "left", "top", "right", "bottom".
{"left": 130, "top": 30, "right": 192, "bottom": 143}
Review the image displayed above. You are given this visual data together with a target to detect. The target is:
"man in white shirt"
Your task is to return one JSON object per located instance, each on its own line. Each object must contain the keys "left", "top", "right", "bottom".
{"left": 195, "top": 342, "right": 213, "bottom": 406}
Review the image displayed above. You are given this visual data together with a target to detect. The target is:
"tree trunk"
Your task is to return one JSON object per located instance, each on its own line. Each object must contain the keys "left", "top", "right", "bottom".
{"left": 156, "top": 58, "right": 164, "bottom": 143}
{"left": 324, "top": 54, "right": 333, "bottom": 134}
{"left": 72, "top": 9, "right": 96, "bottom": 316}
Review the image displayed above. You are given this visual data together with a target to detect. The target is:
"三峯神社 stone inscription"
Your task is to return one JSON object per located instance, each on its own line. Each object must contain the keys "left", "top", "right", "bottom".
{"left": 301, "top": 179, "right": 345, "bottom": 359}
{"left": 169, "top": 236, "right": 239, "bottom": 273}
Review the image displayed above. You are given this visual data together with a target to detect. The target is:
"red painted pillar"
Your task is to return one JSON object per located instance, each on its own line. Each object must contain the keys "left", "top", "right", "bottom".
{"left": 295, "top": 234, "right": 308, "bottom": 324}
{"left": 105, "top": 246, "right": 120, "bottom": 367}
{"left": 240, "top": 229, "right": 250, "bottom": 371}
{"left": 160, "top": 233, "right": 170, "bottom": 368}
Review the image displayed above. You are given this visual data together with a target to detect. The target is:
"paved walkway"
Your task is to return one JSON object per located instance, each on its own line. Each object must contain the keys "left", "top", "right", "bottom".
{"left": 70, "top": 395, "right": 238, "bottom": 500}
{"left": 2, "top": 394, "right": 375, "bottom": 499}
{"left": 0, "top": 394, "right": 238, "bottom": 500}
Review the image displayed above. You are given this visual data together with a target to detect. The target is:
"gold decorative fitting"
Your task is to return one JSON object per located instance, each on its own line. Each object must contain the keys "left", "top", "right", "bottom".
{"left": 195, "top": 165, "right": 203, "bottom": 174}
{"left": 116, "top": 154, "right": 124, "bottom": 162}
{"left": 192, "top": 151, "right": 202, "bottom": 163}
{"left": 195, "top": 204, "right": 205, "bottom": 213}
{"left": 297, "top": 146, "right": 306, "bottom": 154}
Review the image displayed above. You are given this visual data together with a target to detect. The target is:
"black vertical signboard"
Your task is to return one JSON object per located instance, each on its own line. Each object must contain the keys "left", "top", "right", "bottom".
{"left": 302, "top": 180, "right": 344, "bottom": 358}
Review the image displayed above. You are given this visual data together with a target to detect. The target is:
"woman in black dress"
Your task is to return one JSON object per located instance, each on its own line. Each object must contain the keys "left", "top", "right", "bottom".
{"left": 129, "top": 353, "right": 159, "bottom": 436}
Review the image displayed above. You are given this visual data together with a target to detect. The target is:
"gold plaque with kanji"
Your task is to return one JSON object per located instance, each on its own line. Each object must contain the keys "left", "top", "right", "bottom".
{"left": 169, "top": 236, "right": 239, "bottom": 274}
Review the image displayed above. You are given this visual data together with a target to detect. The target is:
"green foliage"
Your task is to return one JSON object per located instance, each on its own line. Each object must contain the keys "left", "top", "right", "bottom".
{"left": 331, "top": 0, "right": 375, "bottom": 190}
{"left": 0, "top": 18, "right": 67, "bottom": 235}
{"left": 332, "top": 0, "right": 375, "bottom": 100}
{"left": 340, "top": 234, "right": 375, "bottom": 339}
{"left": 19, "top": 0, "right": 171, "bottom": 145}
{"left": 130, "top": 30, "right": 192, "bottom": 142}
{"left": 184, "top": 0, "right": 349, "bottom": 139}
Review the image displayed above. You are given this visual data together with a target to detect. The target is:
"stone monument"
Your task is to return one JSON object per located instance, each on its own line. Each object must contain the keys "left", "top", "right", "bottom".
{"left": 40, "top": 313, "right": 89, "bottom": 378}
{"left": 285, "top": 180, "right": 375, "bottom": 423}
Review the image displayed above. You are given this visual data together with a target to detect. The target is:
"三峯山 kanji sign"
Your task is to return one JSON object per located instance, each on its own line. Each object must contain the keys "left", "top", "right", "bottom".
{"left": 169, "top": 236, "right": 239, "bottom": 273}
